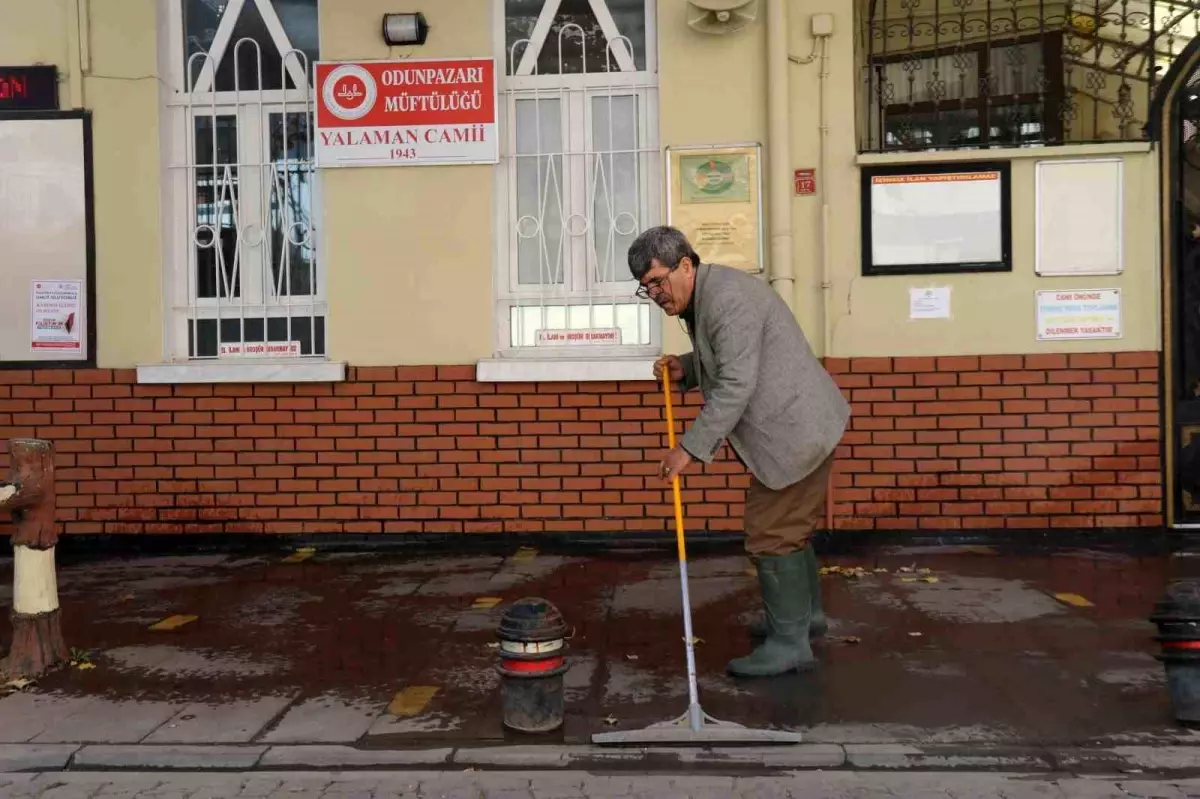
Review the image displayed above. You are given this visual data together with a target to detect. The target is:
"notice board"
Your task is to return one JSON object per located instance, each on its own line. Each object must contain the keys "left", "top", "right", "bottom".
{"left": 0, "top": 111, "right": 95, "bottom": 367}
{"left": 1035, "top": 158, "right": 1123, "bottom": 276}
{"left": 861, "top": 161, "right": 1011, "bottom": 276}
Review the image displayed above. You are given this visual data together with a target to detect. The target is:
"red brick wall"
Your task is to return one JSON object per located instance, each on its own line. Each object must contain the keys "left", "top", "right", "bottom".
{"left": 0, "top": 352, "right": 1163, "bottom": 537}
{"left": 826, "top": 352, "right": 1163, "bottom": 530}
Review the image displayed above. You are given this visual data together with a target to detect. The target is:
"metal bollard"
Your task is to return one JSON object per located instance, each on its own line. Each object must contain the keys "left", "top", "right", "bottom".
{"left": 495, "top": 597, "right": 569, "bottom": 733}
{"left": 1151, "top": 579, "right": 1200, "bottom": 727}
{"left": 0, "top": 438, "right": 67, "bottom": 679}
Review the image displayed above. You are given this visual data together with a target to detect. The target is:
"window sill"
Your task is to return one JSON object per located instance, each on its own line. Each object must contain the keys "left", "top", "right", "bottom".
{"left": 136, "top": 360, "right": 347, "bottom": 385}
{"left": 856, "top": 141, "right": 1152, "bottom": 166}
{"left": 476, "top": 357, "right": 656, "bottom": 383}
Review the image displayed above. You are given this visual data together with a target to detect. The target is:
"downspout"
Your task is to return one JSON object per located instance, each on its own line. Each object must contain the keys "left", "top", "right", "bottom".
{"left": 818, "top": 34, "right": 831, "bottom": 363}
{"left": 766, "top": 0, "right": 794, "bottom": 308}
{"left": 817, "top": 33, "right": 834, "bottom": 535}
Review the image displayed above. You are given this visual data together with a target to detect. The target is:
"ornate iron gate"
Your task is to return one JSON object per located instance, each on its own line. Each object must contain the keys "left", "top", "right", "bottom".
{"left": 1170, "top": 57, "right": 1200, "bottom": 523}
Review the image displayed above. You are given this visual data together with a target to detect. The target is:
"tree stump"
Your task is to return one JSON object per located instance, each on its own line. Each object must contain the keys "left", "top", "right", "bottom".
{"left": 1, "top": 439, "right": 66, "bottom": 680}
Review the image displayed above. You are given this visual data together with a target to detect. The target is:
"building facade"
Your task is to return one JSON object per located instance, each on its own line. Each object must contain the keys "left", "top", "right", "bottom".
{"left": 0, "top": 0, "right": 1193, "bottom": 538}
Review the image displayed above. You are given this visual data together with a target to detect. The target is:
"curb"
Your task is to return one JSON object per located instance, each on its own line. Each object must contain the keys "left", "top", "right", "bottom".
{"left": 1, "top": 743, "right": 1198, "bottom": 776}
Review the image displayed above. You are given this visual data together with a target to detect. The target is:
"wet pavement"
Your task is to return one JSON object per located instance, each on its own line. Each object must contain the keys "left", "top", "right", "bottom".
{"left": 0, "top": 542, "right": 1192, "bottom": 749}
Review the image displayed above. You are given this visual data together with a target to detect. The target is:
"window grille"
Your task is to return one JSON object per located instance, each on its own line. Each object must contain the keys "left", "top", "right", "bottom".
{"left": 859, "top": 0, "right": 1200, "bottom": 152}
{"left": 497, "top": 0, "right": 660, "bottom": 355}
{"left": 163, "top": 0, "right": 324, "bottom": 360}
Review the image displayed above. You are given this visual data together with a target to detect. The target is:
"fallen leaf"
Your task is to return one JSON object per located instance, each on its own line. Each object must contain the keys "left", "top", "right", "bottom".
{"left": 900, "top": 577, "right": 918, "bottom": 583}
{"left": 603, "top": 715, "right": 619, "bottom": 726}
{"left": 874, "top": 568, "right": 889, "bottom": 574}
{"left": 917, "top": 568, "right": 932, "bottom": 576}
{"left": 149, "top": 614, "right": 199, "bottom": 631}
{"left": 485, "top": 642, "right": 500, "bottom": 649}
{"left": 898, "top": 566, "right": 914, "bottom": 574}
{"left": 3, "top": 678, "right": 33, "bottom": 691}
{"left": 920, "top": 576, "right": 939, "bottom": 584}
{"left": 908, "top": 632, "right": 923, "bottom": 637}
{"left": 282, "top": 547, "right": 315, "bottom": 564}
{"left": 388, "top": 686, "right": 439, "bottom": 717}
{"left": 73, "top": 663, "right": 96, "bottom": 671}
{"left": 682, "top": 636, "right": 705, "bottom": 645}
{"left": 833, "top": 636, "right": 861, "bottom": 645}
{"left": 626, "top": 654, "right": 639, "bottom": 661}
{"left": 1054, "top": 592, "right": 1094, "bottom": 608}
{"left": 471, "top": 597, "right": 503, "bottom": 609}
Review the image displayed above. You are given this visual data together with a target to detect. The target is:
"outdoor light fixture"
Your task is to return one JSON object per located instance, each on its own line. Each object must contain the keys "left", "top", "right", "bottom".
{"left": 382, "top": 12, "right": 429, "bottom": 46}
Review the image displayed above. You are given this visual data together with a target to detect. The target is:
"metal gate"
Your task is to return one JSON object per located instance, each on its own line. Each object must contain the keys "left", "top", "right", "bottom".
{"left": 1170, "top": 58, "right": 1200, "bottom": 524}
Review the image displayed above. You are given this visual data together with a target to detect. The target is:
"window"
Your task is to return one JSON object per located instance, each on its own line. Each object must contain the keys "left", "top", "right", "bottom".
{"left": 868, "top": 36, "right": 1065, "bottom": 151}
{"left": 495, "top": 0, "right": 660, "bottom": 357}
{"left": 160, "top": 0, "right": 324, "bottom": 361}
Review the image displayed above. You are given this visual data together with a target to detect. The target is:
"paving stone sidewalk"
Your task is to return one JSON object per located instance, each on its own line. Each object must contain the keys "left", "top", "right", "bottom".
{"left": 0, "top": 546, "right": 1183, "bottom": 751}
{"left": 3, "top": 770, "right": 1200, "bottom": 798}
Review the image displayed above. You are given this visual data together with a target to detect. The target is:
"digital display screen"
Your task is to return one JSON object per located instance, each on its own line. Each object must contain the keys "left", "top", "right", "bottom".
{"left": 0, "top": 66, "right": 59, "bottom": 111}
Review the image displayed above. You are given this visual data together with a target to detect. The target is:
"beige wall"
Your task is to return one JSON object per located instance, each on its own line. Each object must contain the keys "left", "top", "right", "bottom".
{"left": 319, "top": 1, "right": 495, "bottom": 366}
{"left": 0, "top": 0, "right": 163, "bottom": 369}
{"left": 837, "top": 146, "right": 1159, "bottom": 356}
{"left": 783, "top": 0, "right": 1159, "bottom": 358}
{"left": 1, "top": 0, "right": 1164, "bottom": 369}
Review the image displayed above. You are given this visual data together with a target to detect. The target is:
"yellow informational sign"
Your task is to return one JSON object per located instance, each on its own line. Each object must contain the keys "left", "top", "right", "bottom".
{"left": 666, "top": 143, "right": 764, "bottom": 274}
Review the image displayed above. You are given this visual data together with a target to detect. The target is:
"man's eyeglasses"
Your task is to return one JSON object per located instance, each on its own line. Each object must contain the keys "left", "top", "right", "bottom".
{"left": 634, "top": 274, "right": 669, "bottom": 300}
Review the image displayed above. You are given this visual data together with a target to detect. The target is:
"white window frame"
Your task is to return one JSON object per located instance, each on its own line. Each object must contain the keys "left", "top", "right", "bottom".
{"left": 153, "top": 0, "right": 332, "bottom": 377}
{"left": 489, "top": 0, "right": 662, "bottom": 363}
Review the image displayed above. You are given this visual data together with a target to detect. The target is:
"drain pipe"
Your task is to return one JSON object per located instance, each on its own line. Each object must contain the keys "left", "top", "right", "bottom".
{"left": 817, "top": 32, "right": 835, "bottom": 534}
{"left": 817, "top": 31, "right": 832, "bottom": 361}
{"left": 766, "top": 0, "right": 794, "bottom": 309}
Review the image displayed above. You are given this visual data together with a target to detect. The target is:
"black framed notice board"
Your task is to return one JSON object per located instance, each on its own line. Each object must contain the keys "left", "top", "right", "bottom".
{"left": 0, "top": 110, "right": 97, "bottom": 368}
{"left": 860, "top": 160, "right": 1012, "bottom": 277}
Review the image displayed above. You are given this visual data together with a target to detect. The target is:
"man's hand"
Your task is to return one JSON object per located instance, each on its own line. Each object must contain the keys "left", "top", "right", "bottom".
{"left": 658, "top": 446, "right": 694, "bottom": 483}
{"left": 654, "top": 355, "right": 684, "bottom": 384}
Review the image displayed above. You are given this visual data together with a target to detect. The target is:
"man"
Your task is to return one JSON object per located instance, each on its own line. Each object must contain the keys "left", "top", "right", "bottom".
{"left": 628, "top": 226, "right": 850, "bottom": 678}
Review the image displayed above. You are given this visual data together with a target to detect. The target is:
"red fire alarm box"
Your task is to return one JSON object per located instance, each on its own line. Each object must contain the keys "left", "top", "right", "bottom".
{"left": 794, "top": 168, "right": 816, "bottom": 195}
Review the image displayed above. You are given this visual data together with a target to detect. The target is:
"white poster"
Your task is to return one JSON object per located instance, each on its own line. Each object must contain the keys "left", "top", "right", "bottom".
{"left": 871, "top": 171, "right": 1003, "bottom": 268}
{"left": 909, "top": 287, "right": 951, "bottom": 319}
{"left": 1036, "top": 289, "right": 1121, "bottom": 340}
{"left": 535, "top": 328, "right": 621, "bottom": 346}
{"left": 30, "top": 279, "right": 82, "bottom": 352}
{"left": 217, "top": 341, "right": 302, "bottom": 358}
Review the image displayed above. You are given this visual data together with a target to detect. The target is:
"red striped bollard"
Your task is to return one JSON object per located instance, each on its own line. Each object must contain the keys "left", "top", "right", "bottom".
{"left": 495, "top": 597, "right": 569, "bottom": 733}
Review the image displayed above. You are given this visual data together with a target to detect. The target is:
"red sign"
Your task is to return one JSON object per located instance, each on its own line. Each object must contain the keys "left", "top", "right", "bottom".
{"left": 794, "top": 168, "right": 816, "bottom": 195}
{"left": 0, "top": 65, "right": 58, "bottom": 111}
{"left": 314, "top": 57, "right": 498, "bottom": 168}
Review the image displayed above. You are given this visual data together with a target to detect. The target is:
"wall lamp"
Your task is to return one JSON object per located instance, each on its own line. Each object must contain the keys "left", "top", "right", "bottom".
{"left": 382, "top": 13, "right": 430, "bottom": 46}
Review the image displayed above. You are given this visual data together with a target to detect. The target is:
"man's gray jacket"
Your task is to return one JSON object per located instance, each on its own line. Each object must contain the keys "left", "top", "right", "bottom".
{"left": 678, "top": 263, "right": 851, "bottom": 491}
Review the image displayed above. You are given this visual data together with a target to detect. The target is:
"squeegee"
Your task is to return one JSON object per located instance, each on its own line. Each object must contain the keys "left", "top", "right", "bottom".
{"left": 591, "top": 371, "right": 803, "bottom": 746}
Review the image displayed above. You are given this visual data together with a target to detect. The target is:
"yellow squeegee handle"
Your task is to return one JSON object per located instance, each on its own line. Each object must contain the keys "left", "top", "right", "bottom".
{"left": 662, "top": 372, "right": 687, "bottom": 564}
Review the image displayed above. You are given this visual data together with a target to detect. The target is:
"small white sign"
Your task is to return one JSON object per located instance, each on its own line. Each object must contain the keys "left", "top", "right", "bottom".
{"left": 218, "top": 341, "right": 302, "bottom": 358}
{"left": 1036, "top": 289, "right": 1121, "bottom": 340}
{"left": 535, "top": 328, "right": 622, "bottom": 346}
{"left": 909, "top": 286, "right": 951, "bottom": 319}
{"left": 30, "top": 279, "right": 82, "bottom": 352}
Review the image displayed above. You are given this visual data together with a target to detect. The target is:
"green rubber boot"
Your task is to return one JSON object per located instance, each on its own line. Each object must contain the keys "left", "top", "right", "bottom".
{"left": 728, "top": 551, "right": 816, "bottom": 677}
{"left": 747, "top": 546, "right": 827, "bottom": 639}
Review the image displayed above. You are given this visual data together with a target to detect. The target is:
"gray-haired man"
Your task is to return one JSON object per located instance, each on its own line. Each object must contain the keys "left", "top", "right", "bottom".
{"left": 629, "top": 226, "right": 850, "bottom": 677}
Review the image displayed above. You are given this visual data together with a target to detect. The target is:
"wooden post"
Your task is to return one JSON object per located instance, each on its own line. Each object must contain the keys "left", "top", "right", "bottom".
{"left": 0, "top": 439, "right": 67, "bottom": 679}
